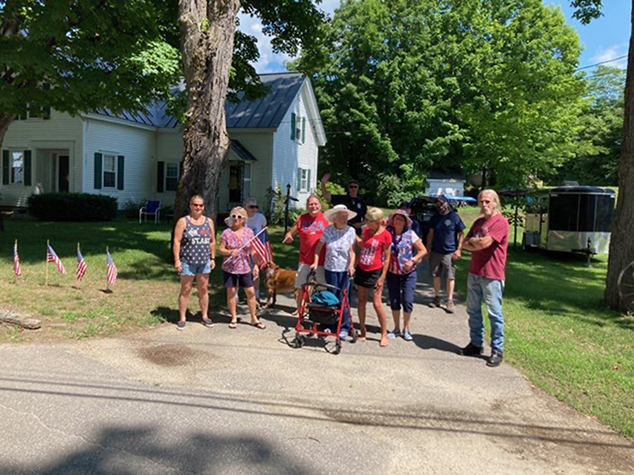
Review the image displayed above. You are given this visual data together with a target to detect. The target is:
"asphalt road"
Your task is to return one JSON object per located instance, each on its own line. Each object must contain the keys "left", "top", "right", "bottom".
{"left": 0, "top": 270, "right": 632, "bottom": 474}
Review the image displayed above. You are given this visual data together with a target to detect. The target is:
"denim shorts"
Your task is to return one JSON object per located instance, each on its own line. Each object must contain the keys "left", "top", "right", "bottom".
{"left": 180, "top": 260, "right": 211, "bottom": 276}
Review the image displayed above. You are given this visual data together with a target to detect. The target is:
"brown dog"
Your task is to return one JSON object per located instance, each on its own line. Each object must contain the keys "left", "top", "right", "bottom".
{"left": 262, "top": 262, "right": 298, "bottom": 309}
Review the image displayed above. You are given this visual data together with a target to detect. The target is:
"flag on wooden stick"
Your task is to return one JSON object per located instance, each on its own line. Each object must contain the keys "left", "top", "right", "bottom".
{"left": 76, "top": 244, "right": 87, "bottom": 281}
{"left": 13, "top": 240, "right": 21, "bottom": 277}
{"left": 47, "top": 244, "right": 66, "bottom": 274}
{"left": 106, "top": 249, "right": 117, "bottom": 285}
{"left": 251, "top": 228, "right": 273, "bottom": 266}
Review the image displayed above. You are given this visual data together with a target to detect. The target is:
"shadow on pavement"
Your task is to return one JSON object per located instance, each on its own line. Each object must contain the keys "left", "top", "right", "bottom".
{"left": 0, "top": 425, "right": 310, "bottom": 474}
{"left": 412, "top": 334, "right": 462, "bottom": 354}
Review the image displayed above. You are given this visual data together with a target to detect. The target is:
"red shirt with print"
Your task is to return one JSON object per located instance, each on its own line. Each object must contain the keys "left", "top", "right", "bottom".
{"left": 467, "top": 213, "right": 509, "bottom": 280}
{"left": 298, "top": 212, "right": 329, "bottom": 265}
{"left": 358, "top": 227, "right": 392, "bottom": 272}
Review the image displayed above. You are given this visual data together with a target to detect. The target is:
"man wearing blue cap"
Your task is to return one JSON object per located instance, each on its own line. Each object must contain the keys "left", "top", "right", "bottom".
{"left": 426, "top": 195, "right": 465, "bottom": 313}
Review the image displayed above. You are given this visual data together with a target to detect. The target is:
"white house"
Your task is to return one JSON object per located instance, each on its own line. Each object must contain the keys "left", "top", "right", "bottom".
{"left": 0, "top": 72, "right": 326, "bottom": 212}
{"left": 425, "top": 172, "right": 466, "bottom": 198}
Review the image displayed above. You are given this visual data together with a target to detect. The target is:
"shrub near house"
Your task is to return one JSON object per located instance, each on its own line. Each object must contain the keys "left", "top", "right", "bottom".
{"left": 28, "top": 193, "right": 117, "bottom": 221}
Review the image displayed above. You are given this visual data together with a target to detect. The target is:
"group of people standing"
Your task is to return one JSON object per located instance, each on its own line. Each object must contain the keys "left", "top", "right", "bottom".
{"left": 173, "top": 175, "right": 509, "bottom": 368}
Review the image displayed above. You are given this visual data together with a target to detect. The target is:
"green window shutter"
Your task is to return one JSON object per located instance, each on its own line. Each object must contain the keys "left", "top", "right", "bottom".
{"left": 2, "top": 151, "right": 9, "bottom": 185}
{"left": 157, "top": 161, "right": 165, "bottom": 193}
{"left": 290, "top": 113, "right": 296, "bottom": 140}
{"left": 24, "top": 150, "right": 32, "bottom": 186}
{"left": 94, "top": 153, "right": 102, "bottom": 189}
{"left": 301, "top": 117, "right": 306, "bottom": 143}
{"left": 117, "top": 155, "right": 125, "bottom": 190}
{"left": 297, "top": 168, "right": 301, "bottom": 192}
{"left": 307, "top": 169, "right": 311, "bottom": 191}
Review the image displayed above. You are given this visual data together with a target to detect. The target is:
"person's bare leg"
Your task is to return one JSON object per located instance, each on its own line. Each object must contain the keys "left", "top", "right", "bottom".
{"left": 447, "top": 278, "right": 456, "bottom": 301}
{"left": 227, "top": 287, "right": 238, "bottom": 325}
{"left": 178, "top": 276, "right": 194, "bottom": 323}
{"left": 373, "top": 286, "right": 389, "bottom": 347}
{"left": 433, "top": 276, "right": 442, "bottom": 298}
{"left": 403, "top": 312, "right": 412, "bottom": 333}
{"left": 391, "top": 309, "right": 401, "bottom": 334}
{"left": 357, "top": 286, "right": 367, "bottom": 341}
{"left": 196, "top": 273, "right": 209, "bottom": 320}
{"left": 244, "top": 286, "right": 260, "bottom": 324}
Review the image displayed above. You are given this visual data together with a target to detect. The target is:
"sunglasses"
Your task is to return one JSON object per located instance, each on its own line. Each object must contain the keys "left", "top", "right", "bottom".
{"left": 349, "top": 185, "right": 359, "bottom": 189}
{"left": 248, "top": 205, "right": 259, "bottom": 209}
{"left": 231, "top": 214, "right": 244, "bottom": 219}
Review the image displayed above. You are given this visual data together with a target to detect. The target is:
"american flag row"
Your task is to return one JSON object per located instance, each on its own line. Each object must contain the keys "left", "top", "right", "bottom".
{"left": 12, "top": 240, "right": 118, "bottom": 284}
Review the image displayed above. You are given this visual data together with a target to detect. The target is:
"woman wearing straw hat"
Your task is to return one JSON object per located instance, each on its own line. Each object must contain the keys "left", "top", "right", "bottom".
{"left": 219, "top": 206, "right": 265, "bottom": 330}
{"left": 386, "top": 209, "right": 427, "bottom": 341}
{"left": 312, "top": 204, "right": 357, "bottom": 338}
{"left": 173, "top": 194, "right": 216, "bottom": 331}
{"left": 355, "top": 207, "right": 392, "bottom": 347}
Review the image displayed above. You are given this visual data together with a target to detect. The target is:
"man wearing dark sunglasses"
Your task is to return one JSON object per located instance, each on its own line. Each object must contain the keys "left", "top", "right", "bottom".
{"left": 320, "top": 173, "right": 367, "bottom": 235}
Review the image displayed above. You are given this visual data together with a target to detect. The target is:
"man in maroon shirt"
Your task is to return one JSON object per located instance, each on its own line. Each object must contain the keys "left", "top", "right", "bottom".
{"left": 460, "top": 190, "right": 509, "bottom": 367}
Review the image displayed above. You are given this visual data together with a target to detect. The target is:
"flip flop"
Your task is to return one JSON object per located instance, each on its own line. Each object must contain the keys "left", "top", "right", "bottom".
{"left": 251, "top": 321, "right": 266, "bottom": 330}
{"left": 228, "top": 321, "right": 238, "bottom": 329}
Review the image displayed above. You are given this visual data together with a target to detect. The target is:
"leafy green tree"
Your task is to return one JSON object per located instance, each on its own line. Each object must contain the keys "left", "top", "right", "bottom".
{"left": 174, "top": 0, "right": 325, "bottom": 218}
{"left": 570, "top": 0, "right": 634, "bottom": 310}
{"left": 294, "top": 0, "right": 585, "bottom": 205}
{"left": 560, "top": 66, "right": 625, "bottom": 185}
{"left": 0, "top": 0, "right": 181, "bottom": 149}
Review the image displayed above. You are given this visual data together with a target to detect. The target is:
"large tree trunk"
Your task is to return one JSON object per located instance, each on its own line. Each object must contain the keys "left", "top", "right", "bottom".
{"left": 175, "top": 0, "right": 241, "bottom": 220}
{"left": 0, "top": 113, "right": 15, "bottom": 151}
{"left": 605, "top": 1, "right": 634, "bottom": 309}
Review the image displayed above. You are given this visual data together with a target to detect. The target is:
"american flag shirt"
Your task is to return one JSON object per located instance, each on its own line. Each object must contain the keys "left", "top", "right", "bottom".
{"left": 388, "top": 229, "right": 421, "bottom": 275}
{"left": 180, "top": 217, "right": 212, "bottom": 265}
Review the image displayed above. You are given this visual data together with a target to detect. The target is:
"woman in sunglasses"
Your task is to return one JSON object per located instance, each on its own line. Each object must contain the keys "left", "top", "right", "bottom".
{"left": 245, "top": 198, "right": 267, "bottom": 306}
{"left": 173, "top": 195, "right": 216, "bottom": 331}
{"left": 219, "top": 206, "right": 265, "bottom": 329}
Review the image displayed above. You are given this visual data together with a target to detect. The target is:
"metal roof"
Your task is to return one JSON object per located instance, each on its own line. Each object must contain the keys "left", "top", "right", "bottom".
{"left": 94, "top": 72, "right": 305, "bottom": 129}
{"left": 230, "top": 140, "right": 257, "bottom": 161}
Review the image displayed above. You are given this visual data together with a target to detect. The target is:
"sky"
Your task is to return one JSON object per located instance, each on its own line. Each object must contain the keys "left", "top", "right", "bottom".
{"left": 237, "top": 0, "right": 630, "bottom": 74}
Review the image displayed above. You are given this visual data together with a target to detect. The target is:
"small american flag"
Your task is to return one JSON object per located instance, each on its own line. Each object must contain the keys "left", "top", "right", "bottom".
{"left": 106, "top": 250, "right": 117, "bottom": 285}
{"left": 47, "top": 244, "right": 67, "bottom": 274}
{"left": 13, "top": 241, "right": 21, "bottom": 277}
{"left": 251, "top": 228, "right": 273, "bottom": 266}
{"left": 76, "top": 247, "right": 88, "bottom": 281}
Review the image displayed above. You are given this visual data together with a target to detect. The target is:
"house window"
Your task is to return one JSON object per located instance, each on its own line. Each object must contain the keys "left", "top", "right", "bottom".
{"left": 295, "top": 118, "right": 302, "bottom": 143}
{"left": 11, "top": 151, "right": 24, "bottom": 184}
{"left": 165, "top": 163, "right": 179, "bottom": 191}
{"left": 297, "top": 168, "right": 310, "bottom": 192}
{"left": 243, "top": 163, "right": 251, "bottom": 198}
{"left": 103, "top": 154, "right": 116, "bottom": 188}
{"left": 15, "top": 104, "right": 51, "bottom": 121}
{"left": 291, "top": 113, "right": 306, "bottom": 143}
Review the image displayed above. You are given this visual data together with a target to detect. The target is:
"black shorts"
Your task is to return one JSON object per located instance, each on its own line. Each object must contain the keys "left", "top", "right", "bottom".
{"left": 354, "top": 268, "right": 382, "bottom": 288}
{"left": 223, "top": 271, "right": 254, "bottom": 289}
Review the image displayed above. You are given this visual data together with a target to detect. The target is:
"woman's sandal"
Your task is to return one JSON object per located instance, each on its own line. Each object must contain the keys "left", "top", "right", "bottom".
{"left": 251, "top": 321, "right": 266, "bottom": 330}
{"left": 229, "top": 321, "right": 238, "bottom": 329}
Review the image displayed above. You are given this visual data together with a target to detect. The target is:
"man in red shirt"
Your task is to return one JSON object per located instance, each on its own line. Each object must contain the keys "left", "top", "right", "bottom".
{"left": 460, "top": 190, "right": 509, "bottom": 367}
{"left": 283, "top": 194, "right": 329, "bottom": 312}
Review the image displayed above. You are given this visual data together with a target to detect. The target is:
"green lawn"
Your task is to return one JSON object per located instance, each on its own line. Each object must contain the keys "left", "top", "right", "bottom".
{"left": 0, "top": 213, "right": 632, "bottom": 439}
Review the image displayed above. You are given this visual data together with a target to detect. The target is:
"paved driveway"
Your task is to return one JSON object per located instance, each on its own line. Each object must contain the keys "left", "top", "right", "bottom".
{"left": 0, "top": 270, "right": 632, "bottom": 474}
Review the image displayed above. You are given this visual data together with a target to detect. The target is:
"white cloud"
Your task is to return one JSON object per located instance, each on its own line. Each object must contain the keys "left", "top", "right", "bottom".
{"left": 591, "top": 44, "right": 628, "bottom": 69}
{"left": 237, "top": 1, "right": 342, "bottom": 74}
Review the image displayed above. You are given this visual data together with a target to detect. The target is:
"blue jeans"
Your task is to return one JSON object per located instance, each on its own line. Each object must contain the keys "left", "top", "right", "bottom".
{"left": 386, "top": 271, "right": 416, "bottom": 313}
{"left": 324, "top": 270, "right": 350, "bottom": 333}
{"left": 466, "top": 273, "right": 505, "bottom": 353}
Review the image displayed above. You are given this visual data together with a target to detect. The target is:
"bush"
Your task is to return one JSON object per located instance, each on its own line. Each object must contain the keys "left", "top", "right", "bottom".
{"left": 28, "top": 193, "right": 118, "bottom": 221}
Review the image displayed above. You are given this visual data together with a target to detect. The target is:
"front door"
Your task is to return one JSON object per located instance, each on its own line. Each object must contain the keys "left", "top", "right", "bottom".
{"left": 58, "top": 155, "right": 69, "bottom": 192}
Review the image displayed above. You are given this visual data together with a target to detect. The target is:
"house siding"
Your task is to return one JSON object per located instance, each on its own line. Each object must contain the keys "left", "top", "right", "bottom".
{"left": 271, "top": 81, "right": 320, "bottom": 209}
{"left": 1, "top": 111, "right": 83, "bottom": 207}
{"left": 83, "top": 118, "right": 156, "bottom": 208}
